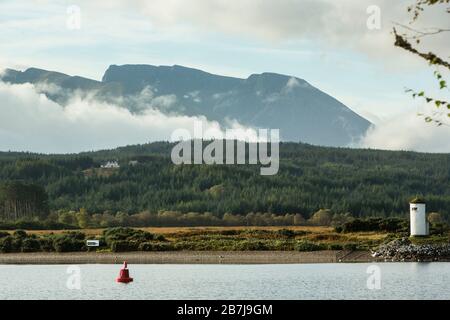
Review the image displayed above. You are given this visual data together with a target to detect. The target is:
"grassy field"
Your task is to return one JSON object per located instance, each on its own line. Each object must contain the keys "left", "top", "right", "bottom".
{"left": 2, "top": 226, "right": 449, "bottom": 264}
{"left": 22, "top": 226, "right": 333, "bottom": 236}
{"left": 5, "top": 226, "right": 391, "bottom": 251}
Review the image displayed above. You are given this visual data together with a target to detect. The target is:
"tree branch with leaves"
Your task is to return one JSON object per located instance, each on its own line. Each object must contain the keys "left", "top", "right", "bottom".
{"left": 393, "top": 0, "right": 450, "bottom": 125}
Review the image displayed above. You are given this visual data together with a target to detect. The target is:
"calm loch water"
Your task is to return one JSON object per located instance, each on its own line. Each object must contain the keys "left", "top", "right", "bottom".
{"left": 0, "top": 263, "right": 449, "bottom": 300}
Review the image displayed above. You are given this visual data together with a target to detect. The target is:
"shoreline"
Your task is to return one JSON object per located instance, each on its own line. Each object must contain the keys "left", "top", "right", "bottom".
{"left": 0, "top": 250, "right": 380, "bottom": 265}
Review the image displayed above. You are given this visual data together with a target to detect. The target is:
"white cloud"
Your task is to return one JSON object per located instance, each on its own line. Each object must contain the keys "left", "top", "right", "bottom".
{"left": 116, "top": 86, "right": 179, "bottom": 112}
{"left": 131, "top": 0, "right": 448, "bottom": 67}
{"left": 33, "top": 81, "right": 63, "bottom": 96}
{"left": 0, "top": 82, "right": 258, "bottom": 154}
{"left": 360, "top": 111, "right": 450, "bottom": 153}
{"left": 285, "top": 77, "right": 300, "bottom": 91}
{"left": 2, "top": 0, "right": 447, "bottom": 83}
{"left": 6, "top": 0, "right": 446, "bottom": 73}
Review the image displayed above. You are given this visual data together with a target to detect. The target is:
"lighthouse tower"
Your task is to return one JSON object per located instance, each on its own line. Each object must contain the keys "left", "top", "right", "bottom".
{"left": 410, "top": 198, "right": 429, "bottom": 236}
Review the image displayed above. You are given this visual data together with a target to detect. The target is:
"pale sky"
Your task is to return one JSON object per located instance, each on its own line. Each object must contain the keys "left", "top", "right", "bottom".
{"left": 0, "top": 0, "right": 449, "bottom": 152}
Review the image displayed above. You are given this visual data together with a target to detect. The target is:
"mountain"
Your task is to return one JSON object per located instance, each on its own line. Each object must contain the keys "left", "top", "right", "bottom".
{"left": 1, "top": 65, "right": 371, "bottom": 146}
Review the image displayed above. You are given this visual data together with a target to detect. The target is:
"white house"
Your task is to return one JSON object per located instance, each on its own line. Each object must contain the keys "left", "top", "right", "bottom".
{"left": 101, "top": 161, "right": 120, "bottom": 169}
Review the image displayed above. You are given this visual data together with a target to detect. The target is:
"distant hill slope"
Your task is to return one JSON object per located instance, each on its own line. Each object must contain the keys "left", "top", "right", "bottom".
{"left": 1, "top": 65, "right": 371, "bottom": 146}
{"left": 0, "top": 142, "right": 448, "bottom": 219}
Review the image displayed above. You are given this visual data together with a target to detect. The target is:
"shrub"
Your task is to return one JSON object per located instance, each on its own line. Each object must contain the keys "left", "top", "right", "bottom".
{"left": 309, "top": 209, "right": 333, "bottom": 226}
{"left": 428, "top": 212, "right": 444, "bottom": 225}
{"left": 0, "top": 233, "right": 23, "bottom": 252}
{"left": 138, "top": 242, "right": 174, "bottom": 251}
{"left": 103, "top": 227, "right": 159, "bottom": 245}
{"left": 53, "top": 232, "right": 86, "bottom": 252}
{"left": 0, "top": 231, "right": 9, "bottom": 239}
{"left": 173, "top": 241, "right": 196, "bottom": 251}
{"left": 340, "top": 218, "right": 407, "bottom": 233}
{"left": 69, "top": 232, "right": 86, "bottom": 240}
{"left": 295, "top": 240, "right": 324, "bottom": 251}
{"left": 0, "top": 236, "right": 13, "bottom": 253}
{"left": 270, "top": 240, "right": 296, "bottom": 251}
{"left": 154, "top": 234, "right": 167, "bottom": 242}
{"left": 21, "top": 238, "right": 41, "bottom": 252}
{"left": 378, "top": 218, "right": 408, "bottom": 232}
{"left": 233, "top": 240, "right": 269, "bottom": 251}
{"left": 343, "top": 243, "right": 358, "bottom": 251}
{"left": 219, "top": 230, "right": 241, "bottom": 236}
{"left": 277, "top": 229, "right": 296, "bottom": 238}
{"left": 430, "top": 223, "right": 448, "bottom": 235}
{"left": 39, "top": 237, "right": 55, "bottom": 252}
{"left": 53, "top": 238, "right": 85, "bottom": 252}
{"left": 110, "top": 240, "right": 139, "bottom": 252}
{"left": 13, "top": 230, "right": 27, "bottom": 239}
{"left": 11, "top": 238, "right": 23, "bottom": 252}
{"left": 328, "top": 243, "right": 344, "bottom": 250}
{"left": 0, "top": 220, "right": 76, "bottom": 231}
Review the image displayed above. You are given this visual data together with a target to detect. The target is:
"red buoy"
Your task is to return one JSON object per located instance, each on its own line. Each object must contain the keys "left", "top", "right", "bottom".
{"left": 116, "top": 261, "right": 133, "bottom": 284}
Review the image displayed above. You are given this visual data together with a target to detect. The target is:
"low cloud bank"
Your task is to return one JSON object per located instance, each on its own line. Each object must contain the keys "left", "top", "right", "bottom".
{"left": 1, "top": 80, "right": 448, "bottom": 154}
{"left": 0, "top": 81, "right": 259, "bottom": 154}
{"left": 359, "top": 111, "right": 450, "bottom": 153}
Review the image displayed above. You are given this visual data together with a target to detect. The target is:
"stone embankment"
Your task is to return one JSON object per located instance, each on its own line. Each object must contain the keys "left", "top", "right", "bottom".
{"left": 372, "top": 238, "right": 450, "bottom": 262}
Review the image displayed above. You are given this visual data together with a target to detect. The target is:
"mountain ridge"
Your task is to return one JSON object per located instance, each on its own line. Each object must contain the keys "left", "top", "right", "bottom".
{"left": 1, "top": 64, "right": 372, "bottom": 146}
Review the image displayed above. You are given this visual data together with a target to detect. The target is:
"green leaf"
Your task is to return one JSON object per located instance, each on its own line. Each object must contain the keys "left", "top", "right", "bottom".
{"left": 435, "top": 101, "right": 441, "bottom": 108}
{"left": 439, "top": 80, "right": 447, "bottom": 89}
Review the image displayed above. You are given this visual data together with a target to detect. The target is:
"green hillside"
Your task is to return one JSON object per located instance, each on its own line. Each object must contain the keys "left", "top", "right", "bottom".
{"left": 0, "top": 142, "right": 449, "bottom": 223}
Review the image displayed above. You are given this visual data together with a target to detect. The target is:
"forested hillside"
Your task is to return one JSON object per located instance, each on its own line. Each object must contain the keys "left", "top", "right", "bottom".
{"left": 0, "top": 142, "right": 449, "bottom": 222}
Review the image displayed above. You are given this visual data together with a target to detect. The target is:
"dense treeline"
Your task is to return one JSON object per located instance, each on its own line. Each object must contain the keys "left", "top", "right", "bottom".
{"left": 0, "top": 182, "right": 49, "bottom": 220}
{"left": 0, "top": 210, "right": 344, "bottom": 229}
{"left": 0, "top": 141, "right": 449, "bottom": 223}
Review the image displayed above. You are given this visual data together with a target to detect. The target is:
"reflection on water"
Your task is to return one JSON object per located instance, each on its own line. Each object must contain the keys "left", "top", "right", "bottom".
{"left": 0, "top": 263, "right": 449, "bottom": 300}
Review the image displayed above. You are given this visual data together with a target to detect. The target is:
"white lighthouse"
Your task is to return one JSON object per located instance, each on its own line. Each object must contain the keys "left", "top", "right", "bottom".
{"left": 410, "top": 198, "right": 429, "bottom": 236}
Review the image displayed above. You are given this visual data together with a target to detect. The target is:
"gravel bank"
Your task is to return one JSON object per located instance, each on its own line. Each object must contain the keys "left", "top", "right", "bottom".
{"left": 0, "top": 250, "right": 376, "bottom": 265}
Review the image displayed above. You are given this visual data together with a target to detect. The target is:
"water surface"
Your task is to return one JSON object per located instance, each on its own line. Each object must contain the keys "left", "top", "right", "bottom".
{"left": 0, "top": 263, "right": 449, "bottom": 300}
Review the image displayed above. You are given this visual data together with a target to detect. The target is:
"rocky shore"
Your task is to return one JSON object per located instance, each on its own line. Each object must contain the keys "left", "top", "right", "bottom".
{"left": 372, "top": 238, "right": 450, "bottom": 262}
{"left": 2, "top": 241, "right": 449, "bottom": 264}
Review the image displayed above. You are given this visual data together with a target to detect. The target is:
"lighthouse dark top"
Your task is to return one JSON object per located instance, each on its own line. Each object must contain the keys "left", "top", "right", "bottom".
{"left": 410, "top": 197, "right": 426, "bottom": 204}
